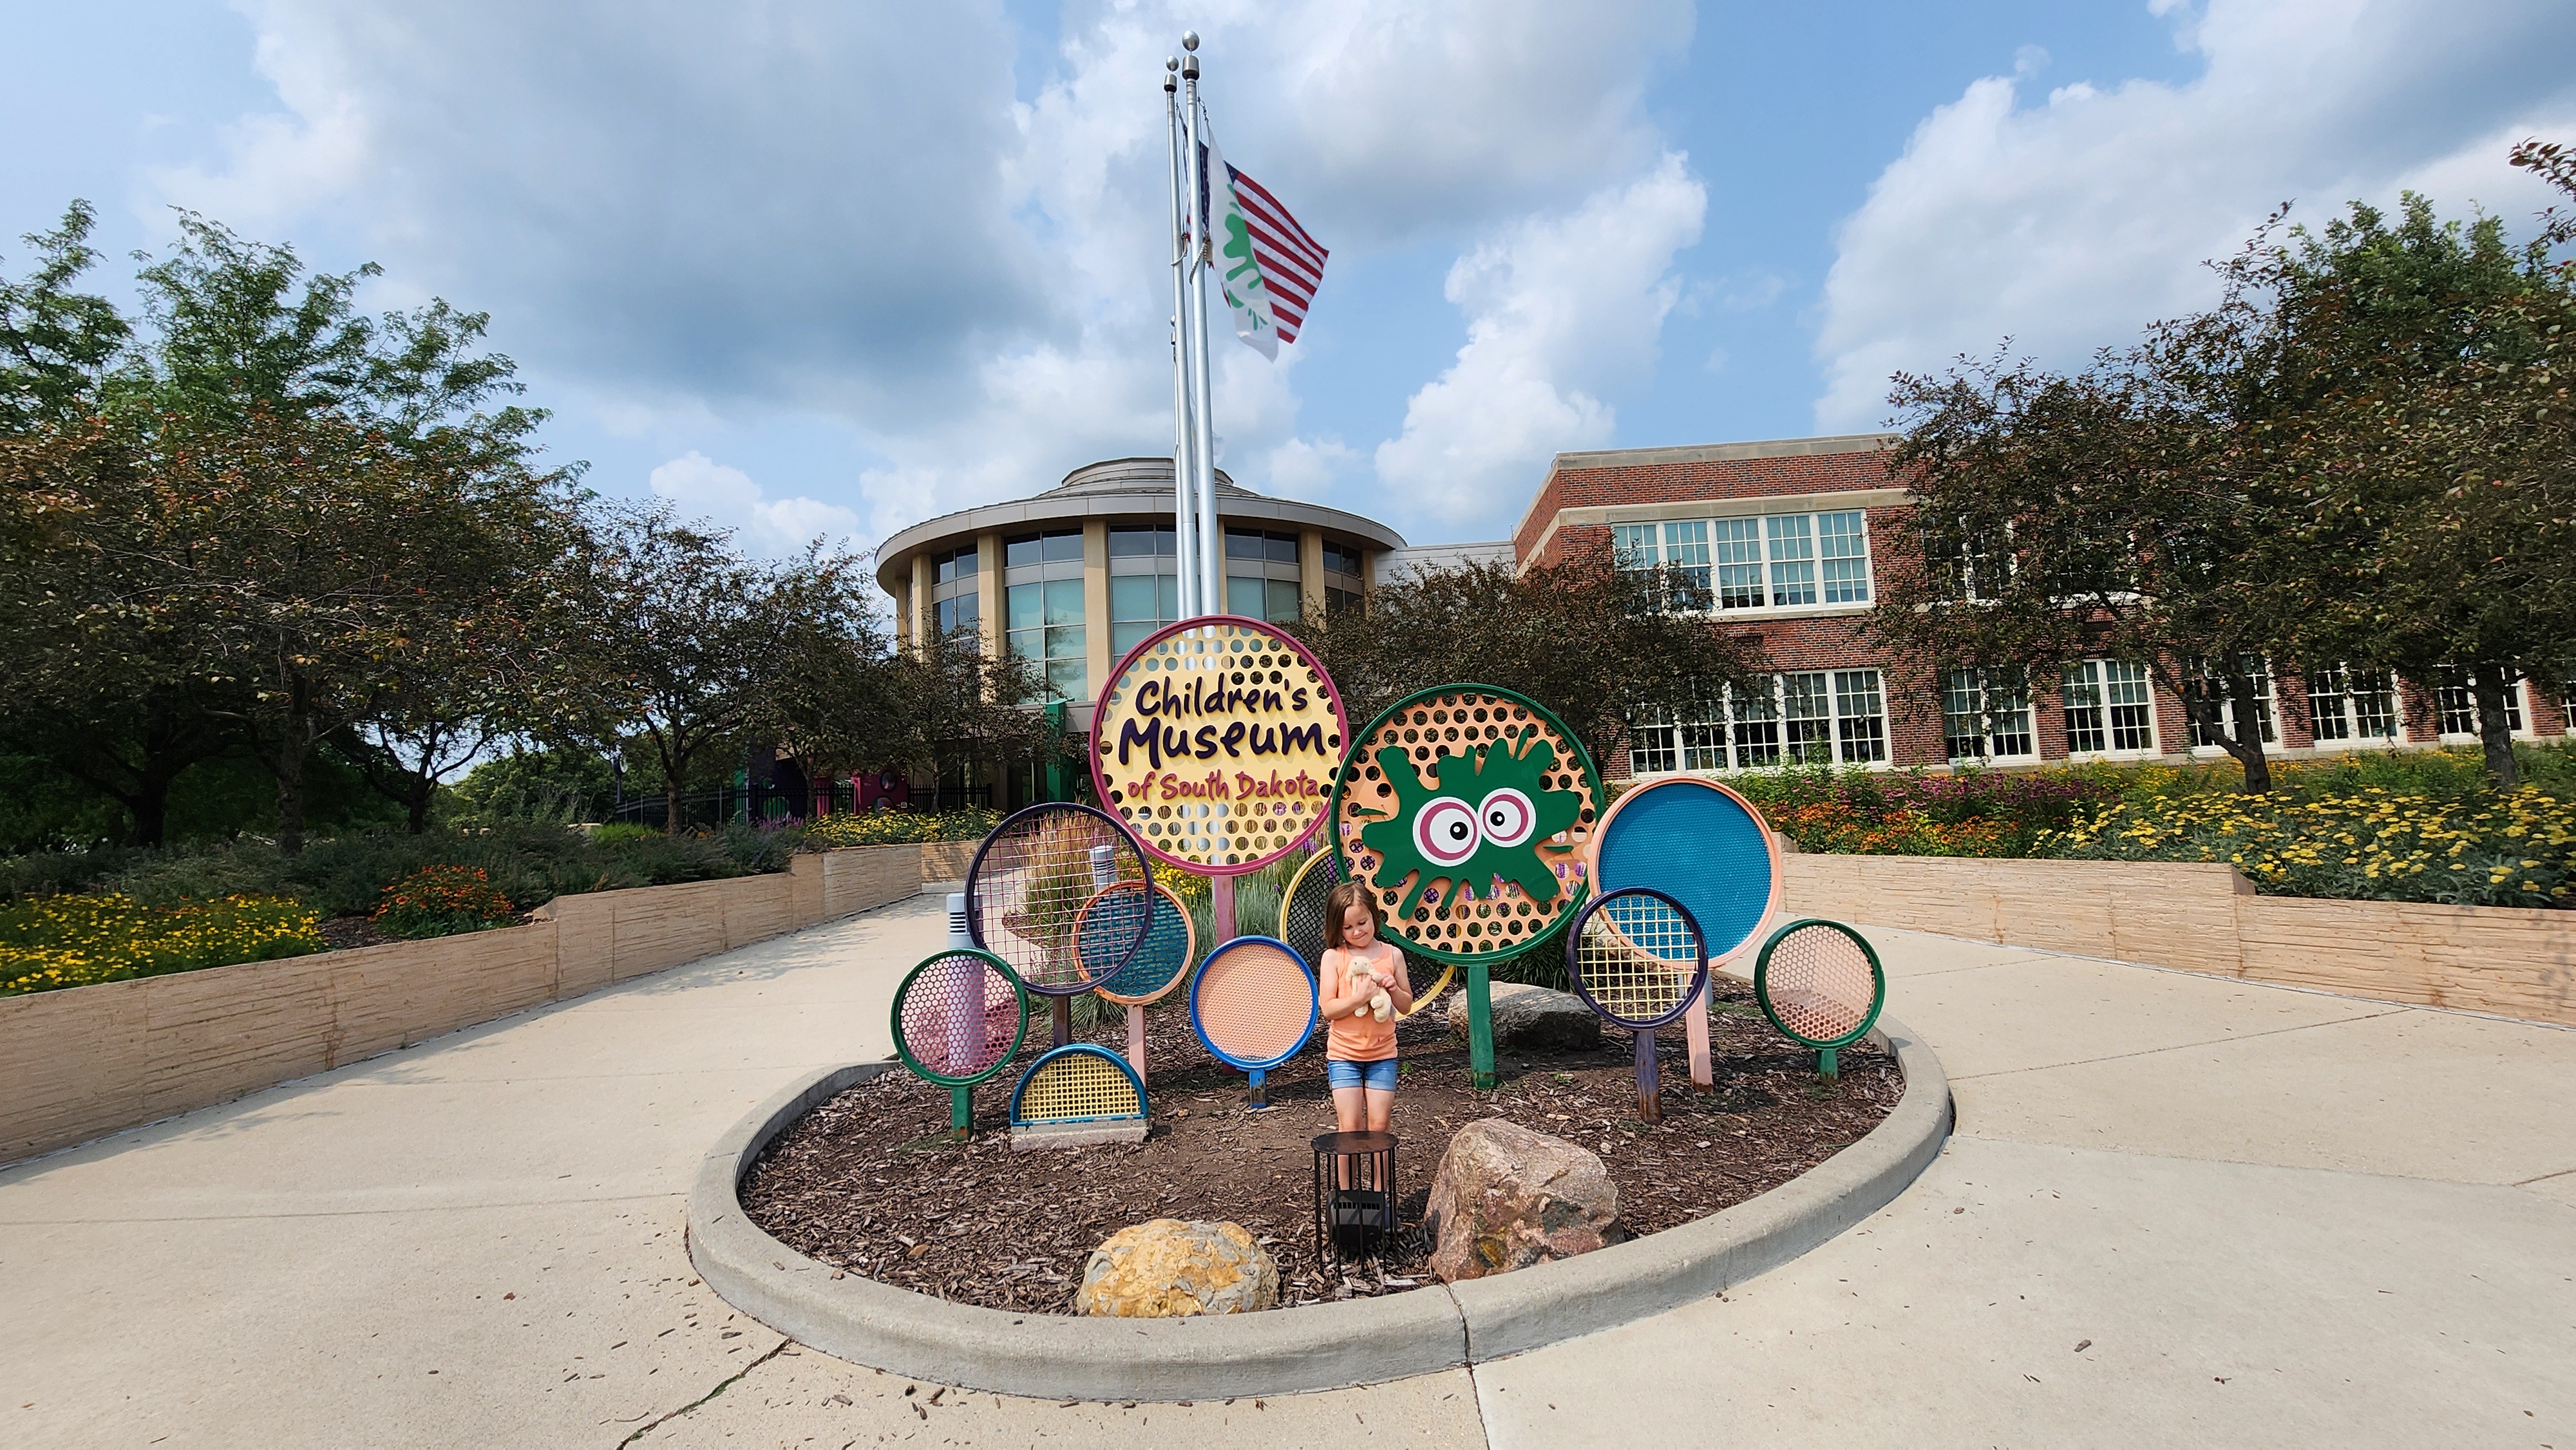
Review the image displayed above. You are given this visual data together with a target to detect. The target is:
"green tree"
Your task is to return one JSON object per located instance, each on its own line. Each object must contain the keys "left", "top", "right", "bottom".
{"left": 1298, "top": 543, "right": 1770, "bottom": 770}
{"left": 0, "top": 202, "right": 129, "bottom": 433}
{"left": 876, "top": 622, "right": 1056, "bottom": 802}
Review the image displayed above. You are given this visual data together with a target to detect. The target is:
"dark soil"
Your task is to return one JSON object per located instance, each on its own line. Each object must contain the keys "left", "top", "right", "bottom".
{"left": 740, "top": 974, "right": 1899, "bottom": 1313}
{"left": 316, "top": 914, "right": 395, "bottom": 952}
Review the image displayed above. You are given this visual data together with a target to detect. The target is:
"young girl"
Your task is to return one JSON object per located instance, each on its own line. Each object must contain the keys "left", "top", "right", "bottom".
{"left": 1318, "top": 880, "right": 1411, "bottom": 1135}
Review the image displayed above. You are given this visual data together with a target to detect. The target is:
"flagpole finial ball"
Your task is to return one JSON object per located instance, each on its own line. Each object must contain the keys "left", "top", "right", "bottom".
{"left": 1182, "top": 31, "right": 1199, "bottom": 50}
{"left": 1167, "top": 56, "right": 1179, "bottom": 71}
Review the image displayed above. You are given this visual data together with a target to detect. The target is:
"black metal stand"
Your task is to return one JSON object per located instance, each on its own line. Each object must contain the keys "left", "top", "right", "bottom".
{"left": 1311, "top": 1130, "right": 1398, "bottom": 1261}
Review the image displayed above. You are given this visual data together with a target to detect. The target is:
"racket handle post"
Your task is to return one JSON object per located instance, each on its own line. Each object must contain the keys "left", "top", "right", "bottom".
{"left": 1212, "top": 872, "right": 1236, "bottom": 942}
{"left": 1052, "top": 995, "right": 1072, "bottom": 1048}
{"left": 1126, "top": 1004, "right": 1148, "bottom": 1082}
{"left": 1819, "top": 1046, "right": 1839, "bottom": 1080}
{"left": 1684, "top": 981, "right": 1712, "bottom": 1090}
{"left": 1467, "top": 962, "right": 1495, "bottom": 1091}
{"left": 1247, "top": 1068, "right": 1269, "bottom": 1111}
{"left": 1636, "top": 1028, "right": 1662, "bottom": 1123}
{"left": 950, "top": 1086, "right": 971, "bottom": 1138}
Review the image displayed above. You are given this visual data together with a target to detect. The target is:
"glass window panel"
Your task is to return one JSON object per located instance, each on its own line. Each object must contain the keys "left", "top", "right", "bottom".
{"left": 1819, "top": 511, "right": 1870, "bottom": 604}
{"left": 2350, "top": 672, "right": 2399, "bottom": 739}
{"left": 1264, "top": 532, "right": 1298, "bottom": 563}
{"left": 1109, "top": 574, "right": 1160, "bottom": 622}
{"left": 1111, "top": 621, "right": 1155, "bottom": 659}
{"left": 2186, "top": 657, "right": 2277, "bottom": 747}
{"left": 1264, "top": 578, "right": 1302, "bottom": 623}
{"left": 1006, "top": 581, "right": 1040, "bottom": 632}
{"left": 1008, "top": 628, "right": 1042, "bottom": 661}
{"left": 1766, "top": 515, "right": 1817, "bottom": 607}
{"left": 1612, "top": 523, "right": 1660, "bottom": 570}
{"left": 1680, "top": 720, "right": 1726, "bottom": 772}
{"left": 1942, "top": 670, "right": 1985, "bottom": 760}
{"left": 2063, "top": 662, "right": 2106, "bottom": 755}
{"left": 1783, "top": 670, "right": 1832, "bottom": 762}
{"left": 1225, "top": 529, "right": 1262, "bottom": 561}
{"left": 1045, "top": 657, "right": 1086, "bottom": 701}
{"left": 2436, "top": 666, "right": 2522, "bottom": 736}
{"left": 1108, "top": 527, "right": 1157, "bottom": 558}
{"left": 1629, "top": 713, "right": 1676, "bottom": 775}
{"left": 1005, "top": 534, "right": 1042, "bottom": 568}
{"left": 1042, "top": 578, "right": 1084, "bottom": 625}
{"left": 1159, "top": 574, "right": 1180, "bottom": 622}
{"left": 1729, "top": 679, "right": 1781, "bottom": 767}
{"left": 1833, "top": 670, "right": 1886, "bottom": 764}
{"left": 1226, "top": 575, "right": 1267, "bottom": 617}
{"left": 1041, "top": 529, "right": 1083, "bottom": 563}
{"left": 1710, "top": 518, "right": 1763, "bottom": 609}
{"left": 2105, "top": 661, "right": 2155, "bottom": 752}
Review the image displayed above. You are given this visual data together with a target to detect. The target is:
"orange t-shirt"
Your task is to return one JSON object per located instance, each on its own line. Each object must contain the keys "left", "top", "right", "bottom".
{"left": 1322, "top": 943, "right": 1402, "bottom": 1062}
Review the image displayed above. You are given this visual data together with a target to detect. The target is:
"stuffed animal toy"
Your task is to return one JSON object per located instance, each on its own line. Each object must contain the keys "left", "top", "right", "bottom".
{"left": 1354, "top": 962, "right": 1394, "bottom": 1024}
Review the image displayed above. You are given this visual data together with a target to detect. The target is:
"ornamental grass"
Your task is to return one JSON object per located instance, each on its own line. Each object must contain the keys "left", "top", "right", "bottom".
{"left": 0, "top": 893, "right": 323, "bottom": 997}
{"left": 797, "top": 808, "right": 1000, "bottom": 849}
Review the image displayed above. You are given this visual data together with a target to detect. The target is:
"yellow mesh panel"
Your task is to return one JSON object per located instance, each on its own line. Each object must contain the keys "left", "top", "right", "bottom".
{"left": 1016, "top": 1052, "right": 1143, "bottom": 1124}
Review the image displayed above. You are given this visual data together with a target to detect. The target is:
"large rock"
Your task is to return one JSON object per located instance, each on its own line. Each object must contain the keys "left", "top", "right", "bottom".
{"left": 1423, "top": 1119, "right": 1621, "bottom": 1283}
{"left": 1072, "top": 1218, "right": 1279, "bottom": 1317}
{"left": 1446, "top": 981, "right": 1601, "bottom": 1050}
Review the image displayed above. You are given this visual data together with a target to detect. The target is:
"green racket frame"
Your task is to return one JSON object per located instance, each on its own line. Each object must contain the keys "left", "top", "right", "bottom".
{"left": 890, "top": 947, "right": 1030, "bottom": 1134}
{"left": 1752, "top": 918, "right": 1887, "bottom": 1080}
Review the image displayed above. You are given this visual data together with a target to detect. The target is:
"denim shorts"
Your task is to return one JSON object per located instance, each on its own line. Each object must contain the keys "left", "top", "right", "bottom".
{"left": 1326, "top": 1057, "right": 1400, "bottom": 1091}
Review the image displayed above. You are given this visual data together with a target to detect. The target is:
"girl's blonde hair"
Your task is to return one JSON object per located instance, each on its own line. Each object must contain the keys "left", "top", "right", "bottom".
{"left": 1323, "top": 880, "right": 1379, "bottom": 952}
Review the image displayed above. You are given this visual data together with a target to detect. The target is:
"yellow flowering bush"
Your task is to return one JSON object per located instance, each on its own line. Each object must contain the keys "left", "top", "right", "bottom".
{"left": 799, "top": 808, "right": 999, "bottom": 849}
{"left": 2040, "top": 782, "right": 2573, "bottom": 907}
{"left": 1, "top": 893, "right": 324, "bottom": 997}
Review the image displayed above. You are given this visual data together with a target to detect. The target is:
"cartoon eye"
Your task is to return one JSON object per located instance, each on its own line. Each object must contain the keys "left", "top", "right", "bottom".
{"left": 1412, "top": 796, "right": 1480, "bottom": 868}
{"left": 1479, "top": 788, "right": 1536, "bottom": 848}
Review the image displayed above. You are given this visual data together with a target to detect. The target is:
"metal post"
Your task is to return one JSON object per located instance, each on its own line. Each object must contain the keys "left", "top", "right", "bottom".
{"left": 1181, "top": 37, "right": 1224, "bottom": 616}
{"left": 1163, "top": 57, "right": 1200, "bottom": 618}
{"left": 1468, "top": 960, "right": 1495, "bottom": 1091}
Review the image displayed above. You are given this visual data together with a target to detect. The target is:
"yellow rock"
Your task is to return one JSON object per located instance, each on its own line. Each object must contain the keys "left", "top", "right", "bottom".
{"left": 1072, "top": 1218, "right": 1280, "bottom": 1317}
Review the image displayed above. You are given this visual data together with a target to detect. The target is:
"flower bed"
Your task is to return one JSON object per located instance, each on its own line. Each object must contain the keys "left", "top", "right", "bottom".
{"left": 799, "top": 808, "right": 999, "bottom": 849}
{"left": 0, "top": 892, "right": 323, "bottom": 997}
{"left": 2042, "top": 783, "right": 2573, "bottom": 908}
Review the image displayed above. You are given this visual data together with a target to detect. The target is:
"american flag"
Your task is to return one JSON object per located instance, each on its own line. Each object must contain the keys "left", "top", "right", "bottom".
{"left": 1221, "top": 164, "right": 1327, "bottom": 345}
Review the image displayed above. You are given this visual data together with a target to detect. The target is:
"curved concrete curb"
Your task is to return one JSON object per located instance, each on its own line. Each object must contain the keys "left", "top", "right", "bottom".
{"left": 688, "top": 1016, "right": 1949, "bottom": 1401}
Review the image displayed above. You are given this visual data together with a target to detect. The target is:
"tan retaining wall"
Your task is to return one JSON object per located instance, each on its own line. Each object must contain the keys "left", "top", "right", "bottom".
{"left": 0, "top": 843, "right": 960, "bottom": 1165}
{"left": 1784, "top": 856, "right": 2576, "bottom": 1027}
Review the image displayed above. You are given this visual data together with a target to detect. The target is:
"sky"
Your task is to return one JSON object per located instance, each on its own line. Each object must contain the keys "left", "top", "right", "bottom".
{"left": 6, "top": 1, "right": 2573, "bottom": 563}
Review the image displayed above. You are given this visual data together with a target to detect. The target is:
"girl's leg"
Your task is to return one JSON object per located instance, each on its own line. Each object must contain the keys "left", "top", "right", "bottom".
{"left": 1332, "top": 1084, "right": 1365, "bottom": 1187}
{"left": 1362, "top": 1086, "right": 1396, "bottom": 1135}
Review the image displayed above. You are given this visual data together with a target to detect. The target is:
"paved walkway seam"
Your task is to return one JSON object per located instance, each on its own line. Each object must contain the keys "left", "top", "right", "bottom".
{"left": 687, "top": 1018, "right": 1950, "bottom": 1401}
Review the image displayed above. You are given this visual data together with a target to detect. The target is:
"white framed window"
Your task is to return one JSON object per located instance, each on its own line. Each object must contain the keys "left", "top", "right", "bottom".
{"left": 2560, "top": 676, "right": 2575, "bottom": 736}
{"left": 2184, "top": 658, "right": 2277, "bottom": 749}
{"left": 1942, "top": 668, "right": 2034, "bottom": 762}
{"left": 1613, "top": 509, "right": 1872, "bottom": 614}
{"left": 2307, "top": 666, "right": 2401, "bottom": 746}
{"left": 2434, "top": 666, "right": 2529, "bottom": 740}
{"left": 2063, "top": 660, "right": 2159, "bottom": 757}
{"left": 1624, "top": 670, "right": 1888, "bottom": 775}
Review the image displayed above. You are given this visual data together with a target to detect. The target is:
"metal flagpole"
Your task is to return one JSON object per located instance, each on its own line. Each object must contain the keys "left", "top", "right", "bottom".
{"left": 1181, "top": 35, "right": 1224, "bottom": 619}
{"left": 1163, "top": 55, "right": 1201, "bottom": 617}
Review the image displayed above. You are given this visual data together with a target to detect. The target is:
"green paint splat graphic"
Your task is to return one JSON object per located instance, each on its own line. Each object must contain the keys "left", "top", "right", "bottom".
{"left": 1354, "top": 728, "right": 1586, "bottom": 921}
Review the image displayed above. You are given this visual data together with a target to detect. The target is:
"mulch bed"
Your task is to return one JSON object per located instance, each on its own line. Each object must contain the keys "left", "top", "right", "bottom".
{"left": 740, "top": 974, "right": 1899, "bottom": 1313}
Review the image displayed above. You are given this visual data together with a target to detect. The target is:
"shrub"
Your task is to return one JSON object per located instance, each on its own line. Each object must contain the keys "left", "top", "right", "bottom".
{"left": 588, "top": 823, "right": 661, "bottom": 847}
{"left": 800, "top": 808, "right": 999, "bottom": 849}
{"left": 1, "top": 893, "right": 323, "bottom": 996}
{"left": 372, "top": 865, "right": 518, "bottom": 939}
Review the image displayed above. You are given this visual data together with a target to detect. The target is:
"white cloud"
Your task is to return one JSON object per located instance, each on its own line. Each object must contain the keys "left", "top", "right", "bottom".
{"left": 1374, "top": 154, "right": 1705, "bottom": 527}
{"left": 1815, "top": 0, "right": 2576, "bottom": 431}
{"left": 147, "top": 1, "right": 1700, "bottom": 549}
{"left": 648, "top": 450, "right": 864, "bottom": 558}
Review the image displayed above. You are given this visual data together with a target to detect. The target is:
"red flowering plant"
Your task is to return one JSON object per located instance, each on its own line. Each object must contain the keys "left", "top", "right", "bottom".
{"left": 372, "top": 865, "right": 517, "bottom": 939}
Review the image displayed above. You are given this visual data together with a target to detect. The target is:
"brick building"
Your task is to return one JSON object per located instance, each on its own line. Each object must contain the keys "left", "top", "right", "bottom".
{"left": 1504, "top": 433, "right": 2573, "bottom": 780}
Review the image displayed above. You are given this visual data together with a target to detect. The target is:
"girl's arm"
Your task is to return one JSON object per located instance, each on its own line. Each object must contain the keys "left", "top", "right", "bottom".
{"left": 1379, "top": 947, "right": 1414, "bottom": 1013}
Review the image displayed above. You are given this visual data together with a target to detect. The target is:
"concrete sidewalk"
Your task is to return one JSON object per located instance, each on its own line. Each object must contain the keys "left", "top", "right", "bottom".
{"left": 3, "top": 898, "right": 2570, "bottom": 1447}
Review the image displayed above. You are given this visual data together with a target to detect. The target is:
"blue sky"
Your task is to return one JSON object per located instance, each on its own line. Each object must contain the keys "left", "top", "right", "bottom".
{"left": 6, "top": 2, "right": 2573, "bottom": 560}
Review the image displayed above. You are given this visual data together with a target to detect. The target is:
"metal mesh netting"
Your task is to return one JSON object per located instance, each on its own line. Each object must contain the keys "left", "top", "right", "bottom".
{"left": 1192, "top": 938, "right": 1317, "bottom": 1069}
{"left": 1090, "top": 882, "right": 1193, "bottom": 1006}
{"left": 968, "top": 804, "right": 1150, "bottom": 995}
{"left": 1279, "top": 851, "right": 1454, "bottom": 1019}
{"left": 1014, "top": 1048, "right": 1144, "bottom": 1125}
{"left": 1569, "top": 889, "right": 1705, "bottom": 1029}
{"left": 1592, "top": 778, "right": 1777, "bottom": 965}
{"left": 1759, "top": 921, "right": 1882, "bottom": 1046}
{"left": 895, "top": 950, "right": 1021, "bottom": 1086}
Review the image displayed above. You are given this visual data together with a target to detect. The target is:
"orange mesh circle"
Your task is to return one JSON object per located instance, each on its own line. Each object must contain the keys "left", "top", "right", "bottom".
{"left": 1191, "top": 939, "right": 1318, "bottom": 1068}
{"left": 1760, "top": 923, "right": 1880, "bottom": 1046}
